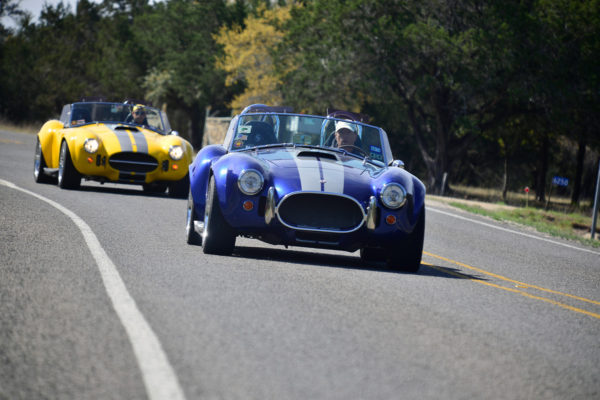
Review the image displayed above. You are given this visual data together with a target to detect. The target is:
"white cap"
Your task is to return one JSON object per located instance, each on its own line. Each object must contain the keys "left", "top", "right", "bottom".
{"left": 335, "top": 121, "right": 356, "bottom": 132}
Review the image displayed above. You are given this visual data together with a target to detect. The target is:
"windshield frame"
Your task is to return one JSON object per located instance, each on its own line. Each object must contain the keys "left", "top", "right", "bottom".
{"left": 65, "top": 102, "right": 170, "bottom": 135}
{"left": 227, "top": 112, "right": 391, "bottom": 166}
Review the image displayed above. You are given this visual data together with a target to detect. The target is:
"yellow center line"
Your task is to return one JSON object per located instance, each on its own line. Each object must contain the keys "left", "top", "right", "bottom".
{"left": 0, "top": 138, "right": 24, "bottom": 144}
{"left": 422, "top": 253, "right": 600, "bottom": 320}
{"left": 424, "top": 251, "right": 600, "bottom": 306}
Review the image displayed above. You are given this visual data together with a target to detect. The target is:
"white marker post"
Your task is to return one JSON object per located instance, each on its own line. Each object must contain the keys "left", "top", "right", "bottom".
{"left": 591, "top": 161, "right": 600, "bottom": 239}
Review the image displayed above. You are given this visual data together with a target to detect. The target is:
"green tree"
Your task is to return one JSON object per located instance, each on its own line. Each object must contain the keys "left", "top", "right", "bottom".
{"left": 133, "top": 0, "right": 230, "bottom": 148}
{"left": 281, "top": 1, "right": 511, "bottom": 192}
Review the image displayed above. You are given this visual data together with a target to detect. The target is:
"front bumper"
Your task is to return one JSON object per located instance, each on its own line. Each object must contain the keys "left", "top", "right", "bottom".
{"left": 72, "top": 150, "right": 188, "bottom": 184}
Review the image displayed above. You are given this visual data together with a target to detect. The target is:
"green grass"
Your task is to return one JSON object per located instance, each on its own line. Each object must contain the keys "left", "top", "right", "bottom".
{"left": 448, "top": 201, "right": 600, "bottom": 248}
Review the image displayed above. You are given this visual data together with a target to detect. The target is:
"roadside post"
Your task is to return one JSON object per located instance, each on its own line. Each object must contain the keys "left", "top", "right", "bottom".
{"left": 524, "top": 186, "right": 529, "bottom": 208}
{"left": 591, "top": 161, "right": 600, "bottom": 239}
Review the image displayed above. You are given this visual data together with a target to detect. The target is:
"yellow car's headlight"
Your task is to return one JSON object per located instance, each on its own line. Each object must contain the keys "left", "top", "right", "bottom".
{"left": 169, "top": 145, "right": 184, "bottom": 160}
{"left": 380, "top": 183, "right": 407, "bottom": 209}
{"left": 84, "top": 138, "right": 99, "bottom": 153}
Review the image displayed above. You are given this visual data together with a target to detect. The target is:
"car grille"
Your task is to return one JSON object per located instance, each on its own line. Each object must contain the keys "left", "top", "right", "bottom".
{"left": 277, "top": 192, "right": 364, "bottom": 232}
{"left": 108, "top": 152, "right": 158, "bottom": 173}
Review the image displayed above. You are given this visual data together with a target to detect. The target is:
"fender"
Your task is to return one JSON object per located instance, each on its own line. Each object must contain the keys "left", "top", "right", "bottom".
{"left": 189, "top": 145, "right": 227, "bottom": 217}
{"left": 37, "top": 120, "right": 63, "bottom": 168}
{"left": 211, "top": 152, "right": 268, "bottom": 217}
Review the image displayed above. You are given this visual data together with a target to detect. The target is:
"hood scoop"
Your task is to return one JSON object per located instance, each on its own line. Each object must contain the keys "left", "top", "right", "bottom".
{"left": 296, "top": 150, "right": 337, "bottom": 161}
{"left": 114, "top": 124, "right": 139, "bottom": 131}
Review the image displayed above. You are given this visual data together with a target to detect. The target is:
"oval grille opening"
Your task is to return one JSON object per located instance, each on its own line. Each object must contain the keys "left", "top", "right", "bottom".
{"left": 277, "top": 193, "right": 363, "bottom": 232}
{"left": 109, "top": 152, "right": 158, "bottom": 172}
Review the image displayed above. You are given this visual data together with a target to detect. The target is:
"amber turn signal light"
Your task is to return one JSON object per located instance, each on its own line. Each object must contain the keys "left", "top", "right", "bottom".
{"left": 242, "top": 200, "right": 254, "bottom": 211}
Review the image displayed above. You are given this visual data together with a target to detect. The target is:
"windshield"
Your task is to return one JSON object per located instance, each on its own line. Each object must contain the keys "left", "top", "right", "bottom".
{"left": 230, "top": 113, "right": 387, "bottom": 165}
{"left": 69, "top": 102, "right": 168, "bottom": 134}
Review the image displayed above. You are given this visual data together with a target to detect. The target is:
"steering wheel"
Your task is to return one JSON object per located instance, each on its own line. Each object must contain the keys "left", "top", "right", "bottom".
{"left": 340, "top": 145, "right": 368, "bottom": 157}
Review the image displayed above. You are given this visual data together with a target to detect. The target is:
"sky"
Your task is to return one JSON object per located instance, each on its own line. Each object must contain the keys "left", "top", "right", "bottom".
{"left": 2, "top": 0, "right": 99, "bottom": 29}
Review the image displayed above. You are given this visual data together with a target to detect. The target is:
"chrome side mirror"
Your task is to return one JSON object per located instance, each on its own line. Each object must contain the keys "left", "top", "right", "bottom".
{"left": 390, "top": 159, "right": 405, "bottom": 169}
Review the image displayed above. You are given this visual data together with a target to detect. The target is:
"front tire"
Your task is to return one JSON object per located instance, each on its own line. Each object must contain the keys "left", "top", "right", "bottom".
{"left": 360, "top": 247, "right": 387, "bottom": 265}
{"left": 142, "top": 182, "right": 167, "bottom": 194}
{"left": 58, "top": 140, "right": 81, "bottom": 189}
{"left": 168, "top": 173, "right": 190, "bottom": 199}
{"left": 33, "top": 138, "right": 54, "bottom": 183}
{"left": 385, "top": 209, "right": 425, "bottom": 273}
{"left": 186, "top": 189, "right": 203, "bottom": 245}
{"left": 202, "top": 176, "right": 235, "bottom": 255}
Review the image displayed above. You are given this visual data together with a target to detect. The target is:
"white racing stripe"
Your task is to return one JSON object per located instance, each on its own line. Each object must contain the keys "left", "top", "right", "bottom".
{"left": 0, "top": 179, "right": 186, "bottom": 400}
{"left": 427, "top": 205, "right": 600, "bottom": 256}
{"left": 294, "top": 156, "right": 345, "bottom": 193}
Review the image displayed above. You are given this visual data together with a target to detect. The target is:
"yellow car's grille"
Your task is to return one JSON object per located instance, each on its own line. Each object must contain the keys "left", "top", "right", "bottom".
{"left": 108, "top": 152, "right": 158, "bottom": 173}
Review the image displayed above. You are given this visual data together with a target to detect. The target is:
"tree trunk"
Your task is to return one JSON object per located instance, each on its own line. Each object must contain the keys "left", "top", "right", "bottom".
{"left": 571, "top": 135, "right": 586, "bottom": 205}
{"left": 502, "top": 155, "right": 508, "bottom": 203}
{"left": 188, "top": 103, "right": 206, "bottom": 151}
{"left": 535, "top": 133, "right": 549, "bottom": 203}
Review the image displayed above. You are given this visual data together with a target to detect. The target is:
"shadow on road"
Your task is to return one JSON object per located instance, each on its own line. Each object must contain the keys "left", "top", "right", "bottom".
{"left": 76, "top": 184, "right": 174, "bottom": 198}
{"left": 231, "top": 246, "right": 487, "bottom": 280}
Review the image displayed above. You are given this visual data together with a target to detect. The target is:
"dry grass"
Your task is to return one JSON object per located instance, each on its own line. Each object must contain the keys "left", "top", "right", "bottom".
{"left": 448, "top": 184, "right": 593, "bottom": 215}
{"left": 0, "top": 119, "right": 39, "bottom": 135}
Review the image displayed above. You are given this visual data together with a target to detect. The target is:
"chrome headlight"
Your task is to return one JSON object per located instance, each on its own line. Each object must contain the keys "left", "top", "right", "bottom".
{"left": 238, "top": 169, "right": 264, "bottom": 195}
{"left": 84, "top": 138, "right": 99, "bottom": 153}
{"left": 169, "top": 145, "right": 184, "bottom": 160}
{"left": 380, "top": 183, "right": 407, "bottom": 209}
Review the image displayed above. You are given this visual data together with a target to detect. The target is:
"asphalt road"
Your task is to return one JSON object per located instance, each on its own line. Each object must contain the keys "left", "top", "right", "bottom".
{"left": 1, "top": 129, "right": 599, "bottom": 400}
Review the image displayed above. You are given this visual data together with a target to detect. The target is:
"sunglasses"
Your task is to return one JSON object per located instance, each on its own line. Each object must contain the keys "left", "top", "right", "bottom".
{"left": 134, "top": 111, "right": 146, "bottom": 115}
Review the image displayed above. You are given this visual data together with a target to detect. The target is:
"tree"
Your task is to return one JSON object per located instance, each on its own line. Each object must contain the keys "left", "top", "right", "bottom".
{"left": 133, "top": 0, "right": 230, "bottom": 149}
{"left": 215, "top": 4, "right": 292, "bottom": 113}
{"left": 280, "top": 1, "right": 512, "bottom": 193}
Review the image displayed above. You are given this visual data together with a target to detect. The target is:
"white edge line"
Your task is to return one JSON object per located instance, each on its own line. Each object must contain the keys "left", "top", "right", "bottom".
{"left": 427, "top": 205, "right": 600, "bottom": 256}
{"left": 0, "top": 179, "right": 186, "bottom": 400}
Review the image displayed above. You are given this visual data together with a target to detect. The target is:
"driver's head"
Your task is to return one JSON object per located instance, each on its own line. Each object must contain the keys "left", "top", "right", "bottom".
{"left": 335, "top": 121, "right": 358, "bottom": 148}
{"left": 132, "top": 104, "right": 146, "bottom": 123}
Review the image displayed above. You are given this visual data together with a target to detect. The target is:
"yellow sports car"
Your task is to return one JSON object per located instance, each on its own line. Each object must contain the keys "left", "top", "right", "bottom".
{"left": 33, "top": 100, "right": 194, "bottom": 198}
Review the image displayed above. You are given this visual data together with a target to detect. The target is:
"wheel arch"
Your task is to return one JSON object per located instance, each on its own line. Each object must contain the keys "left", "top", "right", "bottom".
{"left": 37, "top": 120, "right": 64, "bottom": 168}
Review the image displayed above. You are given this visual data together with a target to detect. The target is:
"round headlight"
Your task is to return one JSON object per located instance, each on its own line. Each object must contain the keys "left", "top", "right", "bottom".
{"left": 84, "top": 138, "right": 99, "bottom": 153}
{"left": 238, "top": 169, "right": 264, "bottom": 195}
{"left": 380, "top": 183, "right": 407, "bottom": 209}
{"left": 169, "top": 145, "right": 184, "bottom": 160}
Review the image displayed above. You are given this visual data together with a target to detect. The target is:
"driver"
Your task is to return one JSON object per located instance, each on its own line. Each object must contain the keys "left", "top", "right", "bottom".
{"left": 131, "top": 104, "right": 150, "bottom": 127}
{"left": 334, "top": 121, "right": 360, "bottom": 153}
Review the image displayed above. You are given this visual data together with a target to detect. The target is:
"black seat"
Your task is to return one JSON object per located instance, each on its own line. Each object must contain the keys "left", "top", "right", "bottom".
{"left": 244, "top": 120, "right": 276, "bottom": 146}
{"left": 71, "top": 108, "right": 92, "bottom": 125}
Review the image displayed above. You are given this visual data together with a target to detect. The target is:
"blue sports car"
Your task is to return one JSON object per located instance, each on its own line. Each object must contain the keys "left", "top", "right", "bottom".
{"left": 186, "top": 104, "right": 426, "bottom": 272}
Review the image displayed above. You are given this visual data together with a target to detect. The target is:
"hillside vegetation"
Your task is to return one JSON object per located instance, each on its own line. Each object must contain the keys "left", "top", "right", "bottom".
{"left": 1, "top": 0, "right": 599, "bottom": 205}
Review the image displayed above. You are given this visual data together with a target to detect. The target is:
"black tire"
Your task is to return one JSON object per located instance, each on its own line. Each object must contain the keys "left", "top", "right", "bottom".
{"left": 142, "top": 182, "right": 167, "bottom": 194}
{"left": 58, "top": 140, "right": 81, "bottom": 189}
{"left": 360, "top": 247, "right": 387, "bottom": 265}
{"left": 386, "top": 209, "right": 425, "bottom": 273}
{"left": 202, "top": 176, "right": 236, "bottom": 255}
{"left": 186, "top": 188, "right": 203, "bottom": 245}
{"left": 33, "top": 137, "right": 54, "bottom": 183}
{"left": 168, "top": 173, "right": 190, "bottom": 199}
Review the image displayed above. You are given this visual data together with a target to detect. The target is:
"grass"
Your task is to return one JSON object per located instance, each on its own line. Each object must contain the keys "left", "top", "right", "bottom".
{"left": 440, "top": 200, "right": 600, "bottom": 248}
{"left": 449, "top": 183, "right": 593, "bottom": 214}
{"left": 0, "top": 119, "right": 39, "bottom": 135}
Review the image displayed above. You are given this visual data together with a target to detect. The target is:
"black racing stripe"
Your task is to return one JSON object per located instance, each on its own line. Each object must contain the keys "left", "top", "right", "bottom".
{"left": 108, "top": 125, "right": 133, "bottom": 152}
{"left": 131, "top": 130, "right": 148, "bottom": 153}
